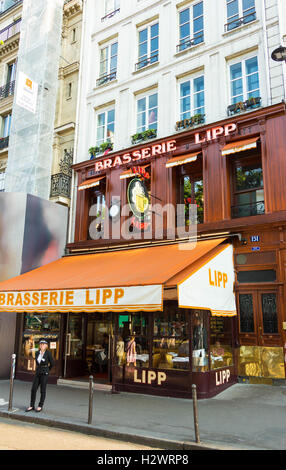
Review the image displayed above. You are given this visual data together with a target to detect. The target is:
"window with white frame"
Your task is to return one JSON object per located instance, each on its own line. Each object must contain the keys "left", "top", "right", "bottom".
{"left": 0, "top": 170, "right": 5, "bottom": 192}
{"left": 136, "top": 92, "right": 158, "bottom": 133}
{"left": 96, "top": 108, "right": 115, "bottom": 146}
{"left": 230, "top": 56, "right": 260, "bottom": 104}
{"left": 105, "top": 0, "right": 120, "bottom": 15}
{"left": 1, "top": 113, "right": 12, "bottom": 138}
{"left": 98, "top": 41, "right": 118, "bottom": 85}
{"left": 226, "top": 0, "right": 256, "bottom": 31}
{"left": 136, "top": 22, "right": 159, "bottom": 70}
{"left": 179, "top": 75, "right": 205, "bottom": 122}
{"left": 178, "top": 2, "right": 204, "bottom": 52}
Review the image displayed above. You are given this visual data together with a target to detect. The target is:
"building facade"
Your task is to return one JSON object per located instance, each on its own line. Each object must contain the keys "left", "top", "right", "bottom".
{"left": 1, "top": 0, "right": 286, "bottom": 398}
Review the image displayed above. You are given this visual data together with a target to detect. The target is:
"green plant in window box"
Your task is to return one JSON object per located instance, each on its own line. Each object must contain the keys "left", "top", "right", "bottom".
{"left": 234, "top": 101, "right": 245, "bottom": 113}
{"left": 246, "top": 96, "right": 261, "bottom": 108}
{"left": 131, "top": 128, "right": 157, "bottom": 144}
{"left": 89, "top": 146, "right": 100, "bottom": 158}
{"left": 100, "top": 141, "right": 113, "bottom": 153}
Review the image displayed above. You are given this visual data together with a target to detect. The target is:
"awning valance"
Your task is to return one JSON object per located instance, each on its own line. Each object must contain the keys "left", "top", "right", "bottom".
{"left": 0, "top": 239, "right": 236, "bottom": 316}
{"left": 221, "top": 137, "right": 259, "bottom": 156}
{"left": 78, "top": 176, "right": 105, "bottom": 191}
{"left": 119, "top": 165, "right": 150, "bottom": 180}
{"left": 166, "top": 153, "right": 198, "bottom": 168}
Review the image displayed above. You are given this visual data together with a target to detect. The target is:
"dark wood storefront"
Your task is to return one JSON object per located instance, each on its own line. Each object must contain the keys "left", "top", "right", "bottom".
{"left": 14, "top": 102, "right": 286, "bottom": 393}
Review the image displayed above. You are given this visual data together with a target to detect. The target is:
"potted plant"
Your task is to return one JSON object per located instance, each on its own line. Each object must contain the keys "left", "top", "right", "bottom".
{"left": 89, "top": 146, "right": 100, "bottom": 159}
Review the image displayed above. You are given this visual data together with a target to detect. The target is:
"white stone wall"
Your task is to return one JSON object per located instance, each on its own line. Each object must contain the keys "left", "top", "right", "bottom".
{"left": 75, "top": 0, "right": 286, "bottom": 169}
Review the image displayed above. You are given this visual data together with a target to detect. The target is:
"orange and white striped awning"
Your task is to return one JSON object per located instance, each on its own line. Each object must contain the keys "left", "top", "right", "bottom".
{"left": 120, "top": 165, "right": 150, "bottom": 180}
{"left": 222, "top": 137, "right": 259, "bottom": 156}
{"left": 78, "top": 176, "right": 105, "bottom": 191}
{"left": 166, "top": 153, "right": 198, "bottom": 168}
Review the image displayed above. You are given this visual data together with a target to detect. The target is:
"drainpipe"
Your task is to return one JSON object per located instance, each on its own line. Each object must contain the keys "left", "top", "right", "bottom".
{"left": 68, "top": 0, "right": 86, "bottom": 244}
{"left": 277, "top": 0, "right": 286, "bottom": 101}
{"left": 261, "top": 0, "right": 272, "bottom": 106}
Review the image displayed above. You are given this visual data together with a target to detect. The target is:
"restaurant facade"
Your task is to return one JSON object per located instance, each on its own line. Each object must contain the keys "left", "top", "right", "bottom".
{"left": 1, "top": 102, "right": 286, "bottom": 398}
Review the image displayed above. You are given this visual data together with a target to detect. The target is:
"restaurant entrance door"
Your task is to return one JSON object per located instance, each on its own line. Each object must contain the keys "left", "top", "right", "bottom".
{"left": 63, "top": 313, "right": 113, "bottom": 383}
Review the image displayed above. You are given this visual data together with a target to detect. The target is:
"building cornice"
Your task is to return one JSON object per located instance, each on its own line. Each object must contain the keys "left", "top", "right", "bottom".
{"left": 0, "top": 35, "right": 20, "bottom": 58}
{"left": 63, "top": 0, "right": 82, "bottom": 18}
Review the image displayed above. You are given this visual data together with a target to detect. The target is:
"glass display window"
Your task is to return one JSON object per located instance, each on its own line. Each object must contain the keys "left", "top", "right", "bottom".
{"left": 153, "top": 303, "right": 189, "bottom": 370}
{"left": 191, "top": 310, "right": 209, "bottom": 372}
{"left": 210, "top": 316, "right": 234, "bottom": 370}
{"left": 116, "top": 312, "right": 150, "bottom": 368}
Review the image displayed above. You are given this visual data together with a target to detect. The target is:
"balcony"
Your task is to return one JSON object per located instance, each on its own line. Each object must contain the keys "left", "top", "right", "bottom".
{"left": 101, "top": 8, "right": 120, "bottom": 22}
{"left": 227, "top": 97, "right": 261, "bottom": 116}
{"left": 50, "top": 173, "right": 72, "bottom": 199}
{"left": 176, "top": 33, "right": 204, "bottom": 53}
{"left": 0, "top": 136, "right": 9, "bottom": 150}
{"left": 96, "top": 71, "right": 117, "bottom": 87}
{"left": 0, "top": 80, "right": 15, "bottom": 100}
{"left": 231, "top": 200, "right": 265, "bottom": 219}
{"left": 135, "top": 52, "right": 159, "bottom": 71}
{"left": 224, "top": 11, "right": 257, "bottom": 32}
{"left": 0, "top": 17, "right": 21, "bottom": 43}
{"left": 176, "top": 114, "right": 205, "bottom": 131}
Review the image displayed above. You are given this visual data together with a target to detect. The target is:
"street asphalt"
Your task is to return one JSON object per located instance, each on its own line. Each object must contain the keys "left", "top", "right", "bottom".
{"left": 0, "top": 380, "right": 286, "bottom": 450}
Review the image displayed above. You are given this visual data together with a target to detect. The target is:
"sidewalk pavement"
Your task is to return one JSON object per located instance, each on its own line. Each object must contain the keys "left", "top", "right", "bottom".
{"left": 0, "top": 379, "right": 286, "bottom": 450}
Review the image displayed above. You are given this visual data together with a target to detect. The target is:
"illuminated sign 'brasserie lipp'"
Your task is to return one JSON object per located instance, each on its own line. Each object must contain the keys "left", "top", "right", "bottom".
{"left": 94, "top": 140, "right": 177, "bottom": 172}
{"left": 94, "top": 123, "right": 237, "bottom": 172}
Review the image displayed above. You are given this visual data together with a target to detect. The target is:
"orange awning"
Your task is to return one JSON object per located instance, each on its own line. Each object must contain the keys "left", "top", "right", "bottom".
{"left": 120, "top": 165, "right": 150, "bottom": 180}
{"left": 0, "top": 239, "right": 227, "bottom": 313}
{"left": 222, "top": 137, "right": 259, "bottom": 156}
{"left": 166, "top": 153, "right": 198, "bottom": 168}
{"left": 78, "top": 176, "right": 105, "bottom": 191}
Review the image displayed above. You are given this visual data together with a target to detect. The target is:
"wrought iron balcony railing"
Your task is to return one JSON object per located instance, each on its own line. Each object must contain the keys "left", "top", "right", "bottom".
{"left": 0, "top": 17, "right": 21, "bottom": 43}
{"left": 96, "top": 71, "right": 117, "bottom": 87}
{"left": 0, "top": 80, "right": 15, "bottom": 100}
{"left": 227, "top": 97, "right": 261, "bottom": 116}
{"left": 50, "top": 173, "right": 72, "bottom": 199}
{"left": 135, "top": 52, "right": 159, "bottom": 71}
{"left": 176, "top": 33, "right": 204, "bottom": 53}
{"left": 0, "top": 136, "right": 9, "bottom": 150}
{"left": 224, "top": 11, "right": 257, "bottom": 32}
{"left": 231, "top": 200, "right": 265, "bottom": 219}
{"left": 101, "top": 8, "right": 120, "bottom": 22}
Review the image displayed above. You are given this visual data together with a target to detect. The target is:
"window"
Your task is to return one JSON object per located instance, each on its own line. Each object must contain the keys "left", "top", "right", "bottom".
{"left": 176, "top": 157, "right": 204, "bottom": 225}
{"left": 105, "top": 0, "right": 120, "bottom": 15}
{"left": 230, "top": 56, "right": 260, "bottom": 105}
{"left": 71, "top": 28, "right": 76, "bottom": 42}
{"left": 137, "top": 22, "right": 159, "bottom": 70}
{"left": 117, "top": 313, "right": 150, "bottom": 368}
{"left": 226, "top": 0, "right": 256, "bottom": 31}
{"left": 180, "top": 75, "right": 204, "bottom": 121}
{"left": 231, "top": 154, "right": 265, "bottom": 218}
{"left": 178, "top": 2, "right": 204, "bottom": 52}
{"left": 1, "top": 113, "right": 11, "bottom": 138}
{"left": 98, "top": 41, "right": 118, "bottom": 85}
{"left": 19, "top": 313, "right": 60, "bottom": 373}
{"left": 210, "top": 317, "right": 234, "bottom": 370}
{"left": 153, "top": 306, "right": 189, "bottom": 370}
{"left": 6, "top": 61, "right": 17, "bottom": 84}
{"left": 136, "top": 92, "right": 158, "bottom": 133}
{"left": 181, "top": 175, "right": 204, "bottom": 224}
{"left": 96, "top": 108, "right": 115, "bottom": 146}
{"left": 0, "top": 171, "right": 5, "bottom": 192}
{"left": 88, "top": 180, "right": 106, "bottom": 240}
{"left": 67, "top": 82, "right": 72, "bottom": 99}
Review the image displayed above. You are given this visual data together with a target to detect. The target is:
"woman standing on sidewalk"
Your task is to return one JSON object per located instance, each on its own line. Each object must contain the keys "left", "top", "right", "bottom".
{"left": 25, "top": 339, "right": 54, "bottom": 413}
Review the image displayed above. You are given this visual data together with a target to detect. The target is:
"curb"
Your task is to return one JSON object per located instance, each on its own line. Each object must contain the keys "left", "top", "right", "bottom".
{"left": 0, "top": 410, "right": 237, "bottom": 450}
